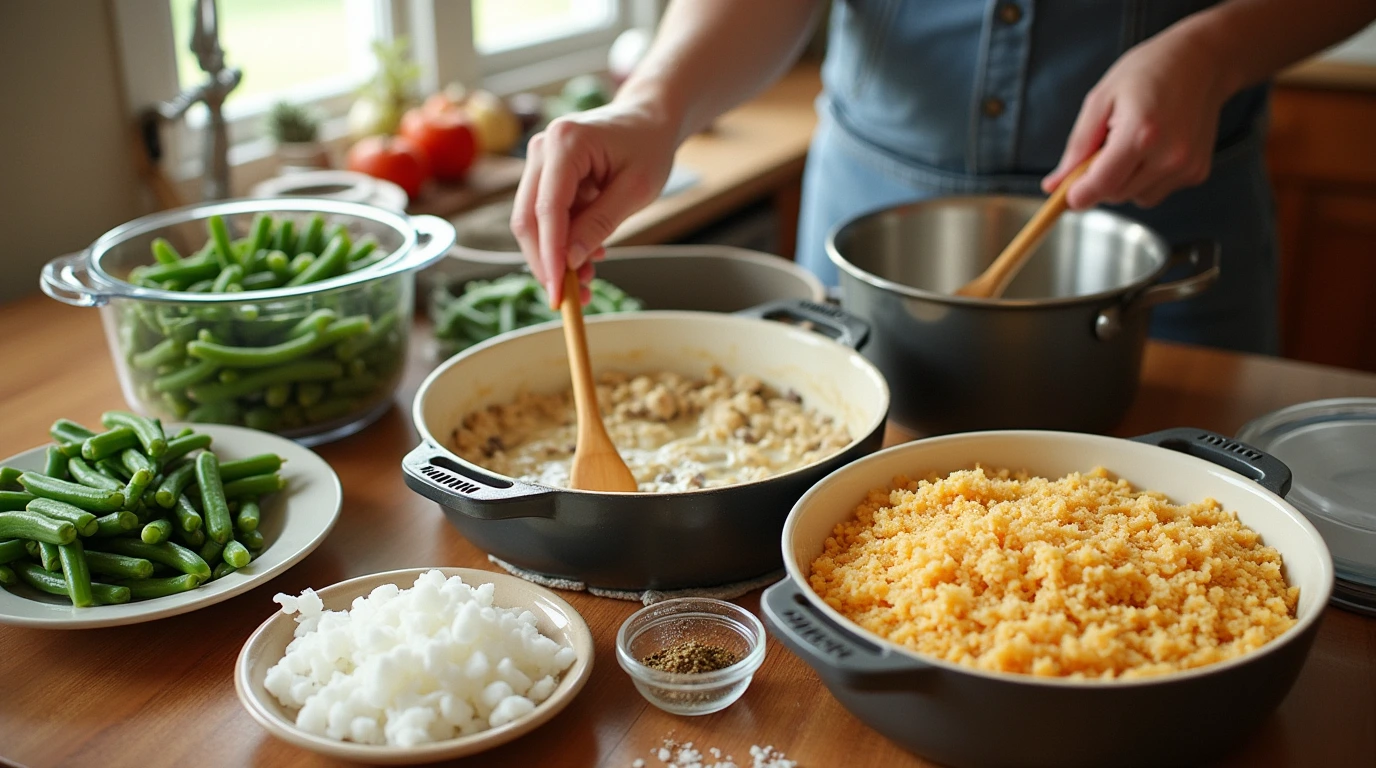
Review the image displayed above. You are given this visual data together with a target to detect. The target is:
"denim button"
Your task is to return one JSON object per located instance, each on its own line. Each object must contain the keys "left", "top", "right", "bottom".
{"left": 982, "top": 97, "right": 1005, "bottom": 118}
{"left": 996, "top": 2, "right": 1022, "bottom": 24}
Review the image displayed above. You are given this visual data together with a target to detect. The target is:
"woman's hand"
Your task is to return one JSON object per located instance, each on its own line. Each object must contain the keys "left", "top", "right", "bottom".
{"left": 511, "top": 100, "right": 679, "bottom": 306}
{"left": 1043, "top": 26, "right": 1237, "bottom": 210}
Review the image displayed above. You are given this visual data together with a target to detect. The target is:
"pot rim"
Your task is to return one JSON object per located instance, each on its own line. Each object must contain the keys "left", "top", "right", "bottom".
{"left": 411, "top": 309, "right": 891, "bottom": 498}
{"left": 825, "top": 195, "right": 1172, "bottom": 309}
{"left": 780, "top": 429, "right": 1335, "bottom": 688}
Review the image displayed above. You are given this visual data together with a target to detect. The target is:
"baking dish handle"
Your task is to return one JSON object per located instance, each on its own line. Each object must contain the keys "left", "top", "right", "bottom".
{"left": 1131, "top": 428, "right": 1292, "bottom": 497}
{"left": 762, "top": 578, "right": 931, "bottom": 691}
{"left": 401, "top": 440, "right": 558, "bottom": 519}
{"left": 389, "top": 214, "right": 458, "bottom": 273}
{"left": 40, "top": 250, "right": 109, "bottom": 308}
{"left": 735, "top": 299, "right": 870, "bottom": 350}
{"left": 1095, "top": 240, "right": 1220, "bottom": 341}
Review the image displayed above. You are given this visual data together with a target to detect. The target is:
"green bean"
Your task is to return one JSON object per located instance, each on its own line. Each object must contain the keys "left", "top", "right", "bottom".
{"left": 170, "top": 493, "right": 202, "bottom": 534}
{"left": 67, "top": 457, "right": 123, "bottom": 492}
{"left": 0, "top": 510, "right": 76, "bottom": 545}
{"left": 212, "top": 263, "right": 244, "bottom": 293}
{"left": 263, "top": 248, "right": 292, "bottom": 279}
{"left": 81, "top": 427, "right": 138, "bottom": 462}
{"left": 219, "top": 454, "right": 284, "bottom": 483}
{"left": 92, "top": 510, "right": 139, "bottom": 537}
{"left": 280, "top": 405, "right": 305, "bottom": 429}
{"left": 97, "top": 458, "right": 130, "bottom": 483}
{"left": 0, "top": 564, "right": 12, "bottom": 585}
{"left": 137, "top": 253, "right": 220, "bottom": 285}
{"left": 58, "top": 539, "right": 94, "bottom": 607}
{"left": 264, "top": 382, "right": 292, "bottom": 408}
{"left": 187, "top": 360, "right": 345, "bottom": 403}
{"left": 273, "top": 219, "right": 297, "bottom": 255}
{"left": 18, "top": 473, "right": 124, "bottom": 512}
{"left": 235, "top": 496, "right": 261, "bottom": 533}
{"left": 285, "top": 235, "right": 348, "bottom": 287}
{"left": 39, "top": 541, "right": 61, "bottom": 571}
{"left": 185, "top": 316, "right": 369, "bottom": 369}
{"left": 174, "top": 524, "right": 206, "bottom": 549}
{"left": 347, "top": 235, "right": 377, "bottom": 262}
{"left": 222, "top": 540, "right": 251, "bottom": 568}
{"left": 95, "top": 539, "right": 211, "bottom": 581}
{"left": 345, "top": 249, "right": 387, "bottom": 273}
{"left": 131, "top": 338, "right": 184, "bottom": 370}
{"left": 154, "top": 462, "right": 197, "bottom": 508}
{"left": 121, "top": 469, "right": 154, "bottom": 511}
{"left": 0, "top": 538, "right": 28, "bottom": 563}
{"left": 42, "top": 446, "right": 68, "bottom": 480}
{"left": 12, "top": 561, "right": 129, "bottom": 605}
{"left": 238, "top": 528, "right": 265, "bottom": 551}
{"left": 299, "top": 214, "right": 326, "bottom": 256}
{"left": 196, "top": 452, "right": 233, "bottom": 545}
{"left": 0, "top": 491, "right": 35, "bottom": 512}
{"left": 84, "top": 551, "right": 154, "bottom": 580}
{"left": 331, "top": 374, "right": 379, "bottom": 397}
{"left": 101, "top": 411, "right": 167, "bottom": 458}
{"left": 51, "top": 419, "right": 97, "bottom": 445}
{"left": 152, "top": 357, "right": 220, "bottom": 394}
{"left": 297, "top": 382, "right": 325, "bottom": 408}
{"left": 248, "top": 213, "right": 274, "bottom": 254}
{"left": 287, "top": 308, "right": 336, "bottom": 339}
{"left": 120, "top": 448, "right": 155, "bottom": 476}
{"left": 159, "top": 432, "right": 213, "bottom": 467}
{"left": 208, "top": 214, "right": 236, "bottom": 266}
{"left": 304, "top": 398, "right": 357, "bottom": 424}
{"left": 141, "top": 518, "right": 173, "bottom": 544}
{"left": 243, "top": 407, "right": 282, "bottom": 432}
{"left": 240, "top": 270, "right": 284, "bottom": 290}
{"left": 335, "top": 310, "right": 397, "bottom": 361}
{"left": 199, "top": 537, "right": 224, "bottom": 566}
{"left": 186, "top": 278, "right": 215, "bottom": 293}
{"left": 187, "top": 401, "right": 242, "bottom": 425}
{"left": 123, "top": 573, "right": 203, "bottom": 600}
{"left": 287, "top": 252, "right": 315, "bottom": 276}
{"left": 497, "top": 297, "right": 517, "bottom": 334}
{"left": 151, "top": 237, "right": 182, "bottom": 265}
{"left": 0, "top": 466, "right": 25, "bottom": 490}
{"left": 212, "top": 561, "right": 240, "bottom": 580}
{"left": 174, "top": 427, "right": 195, "bottom": 439}
{"left": 27, "top": 498, "right": 99, "bottom": 537}
{"left": 220, "top": 473, "right": 286, "bottom": 499}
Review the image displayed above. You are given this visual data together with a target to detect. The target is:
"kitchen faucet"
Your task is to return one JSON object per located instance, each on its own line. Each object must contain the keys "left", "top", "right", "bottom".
{"left": 151, "top": 0, "right": 241, "bottom": 201}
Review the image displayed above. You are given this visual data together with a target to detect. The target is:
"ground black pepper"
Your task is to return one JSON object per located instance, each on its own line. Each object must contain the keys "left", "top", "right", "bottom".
{"left": 640, "top": 640, "right": 739, "bottom": 673}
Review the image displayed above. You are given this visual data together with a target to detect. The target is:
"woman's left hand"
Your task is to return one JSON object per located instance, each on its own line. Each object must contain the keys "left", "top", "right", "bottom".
{"left": 1043, "top": 27, "right": 1237, "bottom": 210}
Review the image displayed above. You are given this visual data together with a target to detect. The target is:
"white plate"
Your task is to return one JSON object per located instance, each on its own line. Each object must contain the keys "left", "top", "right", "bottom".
{"left": 0, "top": 423, "right": 341, "bottom": 629}
{"left": 235, "top": 567, "right": 594, "bottom": 765}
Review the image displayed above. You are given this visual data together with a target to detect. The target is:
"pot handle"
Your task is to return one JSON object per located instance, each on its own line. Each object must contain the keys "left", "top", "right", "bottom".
{"left": 1095, "top": 239, "right": 1220, "bottom": 341}
{"left": 388, "top": 214, "right": 458, "bottom": 273}
{"left": 1131, "top": 428, "right": 1292, "bottom": 496}
{"left": 762, "top": 578, "right": 931, "bottom": 691}
{"left": 401, "top": 440, "right": 558, "bottom": 520}
{"left": 40, "top": 251, "right": 108, "bottom": 308}
{"left": 734, "top": 299, "right": 870, "bottom": 350}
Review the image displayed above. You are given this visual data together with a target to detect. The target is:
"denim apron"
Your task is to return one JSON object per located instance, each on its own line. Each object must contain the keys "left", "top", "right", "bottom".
{"left": 797, "top": 0, "right": 1280, "bottom": 354}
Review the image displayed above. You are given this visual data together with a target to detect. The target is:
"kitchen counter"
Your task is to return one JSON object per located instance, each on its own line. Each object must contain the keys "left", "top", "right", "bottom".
{"left": 1, "top": 292, "right": 1375, "bottom": 768}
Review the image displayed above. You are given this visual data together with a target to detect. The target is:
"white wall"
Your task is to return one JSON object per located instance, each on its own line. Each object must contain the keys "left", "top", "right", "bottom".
{"left": 0, "top": 2, "right": 143, "bottom": 305}
{"left": 1324, "top": 21, "right": 1376, "bottom": 65}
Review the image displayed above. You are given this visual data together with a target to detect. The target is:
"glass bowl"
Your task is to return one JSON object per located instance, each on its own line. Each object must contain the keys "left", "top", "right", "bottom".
{"left": 40, "top": 198, "right": 454, "bottom": 445}
{"left": 616, "top": 598, "right": 766, "bottom": 716}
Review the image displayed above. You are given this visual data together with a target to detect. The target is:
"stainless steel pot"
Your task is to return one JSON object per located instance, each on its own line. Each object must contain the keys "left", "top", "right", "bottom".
{"left": 763, "top": 428, "right": 1332, "bottom": 768}
{"left": 402, "top": 300, "right": 890, "bottom": 590}
{"left": 827, "top": 197, "right": 1220, "bottom": 434}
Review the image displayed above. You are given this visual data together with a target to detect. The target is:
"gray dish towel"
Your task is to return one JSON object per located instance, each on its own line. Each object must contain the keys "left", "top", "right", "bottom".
{"left": 488, "top": 555, "right": 783, "bottom": 605}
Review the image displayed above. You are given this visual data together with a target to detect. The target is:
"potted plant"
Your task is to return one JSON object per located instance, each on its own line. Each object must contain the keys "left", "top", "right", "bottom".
{"left": 267, "top": 101, "right": 329, "bottom": 172}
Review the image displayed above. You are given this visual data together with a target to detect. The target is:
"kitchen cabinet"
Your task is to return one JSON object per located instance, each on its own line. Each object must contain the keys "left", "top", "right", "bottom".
{"left": 1268, "top": 62, "right": 1376, "bottom": 372}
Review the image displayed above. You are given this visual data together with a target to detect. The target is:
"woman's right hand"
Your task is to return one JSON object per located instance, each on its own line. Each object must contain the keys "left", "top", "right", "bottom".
{"left": 511, "top": 99, "right": 679, "bottom": 306}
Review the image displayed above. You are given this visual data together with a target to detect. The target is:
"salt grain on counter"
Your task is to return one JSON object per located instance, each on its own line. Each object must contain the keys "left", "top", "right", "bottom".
{"left": 263, "top": 570, "right": 576, "bottom": 747}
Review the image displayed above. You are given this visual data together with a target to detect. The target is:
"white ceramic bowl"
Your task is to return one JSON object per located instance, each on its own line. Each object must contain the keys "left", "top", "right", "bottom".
{"left": 234, "top": 567, "right": 594, "bottom": 765}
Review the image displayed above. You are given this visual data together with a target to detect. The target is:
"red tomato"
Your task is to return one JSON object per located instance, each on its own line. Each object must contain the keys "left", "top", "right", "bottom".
{"left": 399, "top": 107, "right": 477, "bottom": 182}
{"left": 346, "top": 135, "right": 429, "bottom": 201}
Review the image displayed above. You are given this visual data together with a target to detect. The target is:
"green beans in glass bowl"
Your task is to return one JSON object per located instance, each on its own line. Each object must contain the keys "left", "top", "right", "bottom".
{"left": 40, "top": 199, "right": 456, "bottom": 445}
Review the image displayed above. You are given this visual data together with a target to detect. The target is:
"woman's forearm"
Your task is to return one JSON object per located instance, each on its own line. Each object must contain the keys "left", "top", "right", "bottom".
{"left": 1172, "top": 0, "right": 1376, "bottom": 95}
{"left": 616, "top": 0, "right": 826, "bottom": 143}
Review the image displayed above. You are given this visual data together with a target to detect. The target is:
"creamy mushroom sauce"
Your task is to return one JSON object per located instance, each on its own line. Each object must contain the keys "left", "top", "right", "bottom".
{"left": 450, "top": 367, "right": 852, "bottom": 493}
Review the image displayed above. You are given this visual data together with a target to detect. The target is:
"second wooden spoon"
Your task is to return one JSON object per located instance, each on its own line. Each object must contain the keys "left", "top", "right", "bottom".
{"left": 559, "top": 268, "right": 639, "bottom": 492}
{"left": 954, "top": 151, "right": 1099, "bottom": 299}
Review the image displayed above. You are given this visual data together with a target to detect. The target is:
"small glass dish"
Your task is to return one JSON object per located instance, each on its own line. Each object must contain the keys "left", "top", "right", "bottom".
{"left": 616, "top": 597, "right": 766, "bottom": 716}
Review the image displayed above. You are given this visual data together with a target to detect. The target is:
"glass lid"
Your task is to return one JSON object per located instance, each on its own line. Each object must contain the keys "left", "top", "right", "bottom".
{"left": 1238, "top": 398, "right": 1376, "bottom": 593}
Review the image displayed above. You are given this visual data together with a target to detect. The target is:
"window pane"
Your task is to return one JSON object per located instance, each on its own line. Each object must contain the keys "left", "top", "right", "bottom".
{"left": 473, "top": 0, "right": 616, "bottom": 53}
{"left": 169, "top": 0, "right": 378, "bottom": 114}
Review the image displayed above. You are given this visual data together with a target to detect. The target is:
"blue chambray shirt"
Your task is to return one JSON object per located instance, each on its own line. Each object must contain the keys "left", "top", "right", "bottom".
{"left": 797, "top": 0, "right": 1279, "bottom": 354}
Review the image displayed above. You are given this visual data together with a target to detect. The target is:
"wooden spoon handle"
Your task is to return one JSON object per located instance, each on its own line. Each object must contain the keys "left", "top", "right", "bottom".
{"left": 955, "top": 151, "right": 1100, "bottom": 298}
{"left": 560, "top": 269, "right": 600, "bottom": 430}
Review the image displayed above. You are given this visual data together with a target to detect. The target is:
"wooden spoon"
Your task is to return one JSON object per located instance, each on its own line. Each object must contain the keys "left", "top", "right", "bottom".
{"left": 558, "top": 268, "right": 639, "bottom": 492}
{"left": 954, "top": 151, "right": 1100, "bottom": 299}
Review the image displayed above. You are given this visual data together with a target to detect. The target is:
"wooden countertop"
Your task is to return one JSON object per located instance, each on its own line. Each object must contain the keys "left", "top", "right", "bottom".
{"left": 1278, "top": 58, "right": 1376, "bottom": 93}
{"left": 1, "top": 293, "right": 1375, "bottom": 768}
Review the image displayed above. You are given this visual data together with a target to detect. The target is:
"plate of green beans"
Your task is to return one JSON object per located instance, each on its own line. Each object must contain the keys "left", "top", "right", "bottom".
{"left": 0, "top": 414, "right": 341, "bottom": 628}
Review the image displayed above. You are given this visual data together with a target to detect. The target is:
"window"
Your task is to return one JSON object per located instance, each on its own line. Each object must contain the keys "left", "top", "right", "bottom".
{"left": 113, "top": 0, "right": 657, "bottom": 186}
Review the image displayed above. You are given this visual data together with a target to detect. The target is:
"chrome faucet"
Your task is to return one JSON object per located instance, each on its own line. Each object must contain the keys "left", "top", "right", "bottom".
{"left": 152, "top": 0, "right": 241, "bottom": 201}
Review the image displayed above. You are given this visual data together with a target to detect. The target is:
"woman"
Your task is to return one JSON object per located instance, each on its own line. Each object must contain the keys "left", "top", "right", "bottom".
{"left": 510, "top": 0, "right": 1376, "bottom": 354}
